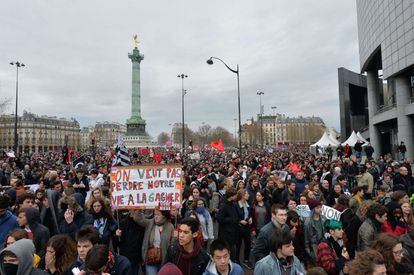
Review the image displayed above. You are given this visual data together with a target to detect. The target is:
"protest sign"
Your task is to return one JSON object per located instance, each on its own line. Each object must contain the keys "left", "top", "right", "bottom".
{"left": 271, "top": 170, "right": 288, "bottom": 181}
{"left": 296, "top": 205, "right": 311, "bottom": 218}
{"left": 189, "top": 152, "right": 200, "bottom": 160}
{"left": 110, "top": 164, "right": 182, "bottom": 210}
{"left": 321, "top": 205, "right": 342, "bottom": 221}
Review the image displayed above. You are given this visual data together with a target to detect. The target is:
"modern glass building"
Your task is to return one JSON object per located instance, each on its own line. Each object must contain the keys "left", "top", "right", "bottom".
{"left": 356, "top": 0, "right": 414, "bottom": 158}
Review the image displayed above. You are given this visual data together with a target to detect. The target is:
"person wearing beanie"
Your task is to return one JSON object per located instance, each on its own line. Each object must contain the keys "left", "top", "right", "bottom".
{"left": 316, "top": 220, "right": 349, "bottom": 275}
{"left": 303, "top": 198, "right": 325, "bottom": 264}
{"left": 158, "top": 262, "right": 184, "bottom": 275}
{"left": 0, "top": 195, "right": 18, "bottom": 246}
{"left": 216, "top": 187, "right": 239, "bottom": 262}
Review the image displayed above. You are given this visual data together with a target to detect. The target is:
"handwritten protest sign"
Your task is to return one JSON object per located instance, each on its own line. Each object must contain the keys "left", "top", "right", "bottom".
{"left": 110, "top": 164, "right": 182, "bottom": 210}
{"left": 296, "top": 205, "right": 311, "bottom": 218}
{"left": 321, "top": 205, "right": 342, "bottom": 221}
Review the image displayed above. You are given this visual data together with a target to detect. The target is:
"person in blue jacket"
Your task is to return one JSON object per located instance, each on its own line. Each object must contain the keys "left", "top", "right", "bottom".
{"left": 203, "top": 240, "right": 244, "bottom": 275}
{"left": 0, "top": 194, "right": 18, "bottom": 246}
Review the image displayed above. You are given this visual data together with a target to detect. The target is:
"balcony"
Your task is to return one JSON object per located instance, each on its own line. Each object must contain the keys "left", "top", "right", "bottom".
{"left": 375, "top": 103, "right": 396, "bottom": 115}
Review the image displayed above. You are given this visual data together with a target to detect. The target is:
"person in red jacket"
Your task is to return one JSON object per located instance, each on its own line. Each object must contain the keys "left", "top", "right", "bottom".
{"left": 316, "top": 220, "right": 350, "bottom": 275}
{"left": 381, "top": 206, "right": 407, "bottom": 237}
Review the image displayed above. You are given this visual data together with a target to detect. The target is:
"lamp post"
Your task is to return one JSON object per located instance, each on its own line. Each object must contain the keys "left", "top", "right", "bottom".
{"left": 271, "top": 106, "right": 277, "bottom": 147}
{"left": 177, "top": 74, "right": 188, "bottom": 153}
{"left": 257, "top": 92, "right": 264, "bottom": 149}
{"left": 10, "top": 61, "right": 25, "bottom": 154}
{"left": 206, "top": 57, "right": 242, "bottom": 158}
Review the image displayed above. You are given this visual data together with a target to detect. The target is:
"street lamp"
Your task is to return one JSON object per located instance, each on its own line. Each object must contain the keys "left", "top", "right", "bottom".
{"left": 177, "top": 74, "right": 188, "bottom": 153}
{"left": 206, "top": 57, "right": 242, "bottom": 158}
{"left": 271, "top": 106, "right": 277, "bottom": 147}
{"left": 10, "top": 61, "right": 25, "bottom": 154}
{"left": 257, "top": 92, "right": 264, "bottom": 149}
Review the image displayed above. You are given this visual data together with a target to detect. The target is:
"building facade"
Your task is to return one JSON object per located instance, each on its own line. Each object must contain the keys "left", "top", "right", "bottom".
{"left": 356, "top": 0, "right": 414, "bottom": 158}
{"left": 80, "top": 126, "right": 95, "bottom": 150}
{"left": 94, "top": 122, "right": 126, "bottom": 148}
{"left": 242, "top": 114, "right": 325, "bottom": 146}
{"left": 0, "top": 111, "right": 80, "bottom": 153}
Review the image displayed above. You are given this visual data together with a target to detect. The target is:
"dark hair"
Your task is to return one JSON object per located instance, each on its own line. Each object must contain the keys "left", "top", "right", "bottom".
{"left": 210, "top": 239, "right": 230, "bottom": 256}
{"left": 253, "top": 190, "right": 266, "bottom": 205}
{"left": 336, "top": 194, "right": 350, "bottom": 207}
{"left": 76, "top": 226, "right": 100, "bottom": 245}
{"left": 225, "top": 187, "right": 237, "bottom": 199}
{"left": 271, "top": 204, "right": 286, "bottom": 215}
{"left": 391, "top": 190, "right": 407, "bottom": 202}
{"left": 0, "top": 195, "right": 11, "bottom": 209}
{"left": 348, "top": 249, "right": 385, "bottom": 275}
{"left": 3, "top": 228, "right": 28, "bottom": 248}
{"left": 179, "top": 217, "right": 199, "bottom": 234}
{"left": 366, "top": 203, "right": 387, "bottom": 220}
{"left": 47, "top": 234, "right": 77, "bottom": 273}
{"left": 287, "top": 210, "right": 299, "bottom": 224}
{"left": 286, "top": 179, "right": 295, "bottom": 186}
{"left": 85, "top": 244, "right": 109, "bottom": 272}
{"left": 16, "top": 192, "right": 35, "bottom": 206}
{"left": 336, "top": 175, "right": 346, "bottom": 182}
{"left": 371, "top": 233, "right": 401, "bottom": 274}
{"left": 89, "top": 198, "right": 113, "bottom": 219}
{"left": 270, "top": 229, "right": 293, "bottom": 253}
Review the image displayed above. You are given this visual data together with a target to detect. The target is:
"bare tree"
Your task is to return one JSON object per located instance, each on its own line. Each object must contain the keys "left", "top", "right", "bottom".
{"left": 0, "top": 98, "right": 11, "bottom": 114}
{"left": 157, "top": 132, "right": 170, "bottom": 146}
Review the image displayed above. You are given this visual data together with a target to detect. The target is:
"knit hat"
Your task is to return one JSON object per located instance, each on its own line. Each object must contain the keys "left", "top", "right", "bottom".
{"left": 307, "top": 198, "right": 323, "bottom": 210}
{"left": 158, "top": 263, "right": 183, "bottom": 275}
{"left": 325, "top": 219, "right": 343, "bottom": 230}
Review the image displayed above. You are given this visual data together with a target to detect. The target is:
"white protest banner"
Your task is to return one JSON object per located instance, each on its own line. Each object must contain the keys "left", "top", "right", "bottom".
{"left": 189, "top": 152, "right": 200, "bottom": 160}
{"left": 271, "top": 170, "right": 288, "bottom": 181}
{"left": 321, "top": 205, "right": 342, "bottom": 221}
{"left": 296, "top": 205, "right": 311, "bottom": 218}
{"left": 110, "top": 164, "right": 182, "bottom": 210}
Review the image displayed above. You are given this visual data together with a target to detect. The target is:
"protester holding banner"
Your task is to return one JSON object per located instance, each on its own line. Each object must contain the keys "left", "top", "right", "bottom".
{"left": 132, "top": 209, "right": 175, "bottom": 275}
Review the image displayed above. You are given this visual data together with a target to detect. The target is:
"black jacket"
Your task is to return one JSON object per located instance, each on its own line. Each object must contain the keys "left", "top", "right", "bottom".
{"left": 58, "top": 210, "right": 94, "bottom": 240}
{"left": 40, "top": 190, "right": 61, "bottom": 236}
{"left": 235, "top": 201, "right": 253, "bottom": 233}
{"left": 113, "top": 216, "right": 145, "bottom": 264}
{"left": 25, "top": 208, "right": 50, "bottom": 258}
{"left": 164, "top": 241, "right": 210, "bottom": 275}
{"left": 272, "top": 187, "right": 286, "bottom": 205}
{"left": 216, "top": 199, "right": 239, "bottom": 245}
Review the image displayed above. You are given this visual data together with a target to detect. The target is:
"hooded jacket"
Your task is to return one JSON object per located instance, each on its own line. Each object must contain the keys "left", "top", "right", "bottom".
{"left": 0, "top": 239, "right": 48, "bottom": 275}
{"left": 202, "top": 260, "right": 244, "bottom": 275}
{"left": 58, "top": 195, "right": 93, "bottom": 240}
{"left": 0, "top": 210, "right": 18, "bottom": 245}
{"left": 24, "top": 208, "right": 50, "bottom": 257}
{"left": 40, "top": 190, "right": 61, "bottom": 236}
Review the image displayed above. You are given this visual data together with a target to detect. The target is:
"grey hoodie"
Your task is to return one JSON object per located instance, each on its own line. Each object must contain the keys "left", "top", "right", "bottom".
{"left": 0, "top": 239, "right": 48, "bottom": 275}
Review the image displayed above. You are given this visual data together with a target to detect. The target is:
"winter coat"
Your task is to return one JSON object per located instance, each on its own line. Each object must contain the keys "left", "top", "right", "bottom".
{"left": 272, "top": 187, "right": 286, "bottom": 205}
{"left": 164, "top": 241, "right": 210, "bottom": 275}
{"left": 303, "top": 214, "right": 325, "bottom": 262}
{"left": 358, "top": 218, "right": 379, "bottom": 251}
{"left": 0, "top": 239, "right": 48, "bottom": 275}
{"left": 113, "top": 216, "right": 145, "bottom": 265}
{"left": 0, "top": 210, "right": 18, "bottom": 245}
{"left": 252, "top": 202, "right": 271, "bottom": 233}
{"left": 203, "top": 260, "right": 244, "bottom": 275}
{"left": 235, "top": 201, "right": 253, "bottom": 233}
{"left": 108, "top": 254, "right": 132, "bottom": 275}
{"left": 132, "top": 211, "right": 175, "bottom": 263}
{"left": 316, "top": 237, "right": 347, "bottom": 275}
{"left": 217, "top": 199, "right": 239, "bottom": 245}
{"left": 254, "top": 252, "right": 305, "bottom": 275}
{"left": 357, "top": 172, "right": 374, "bottom": 194}
{"left": 401, "top": 233, "right": 414, "bottom": 265}
{"left": 25, "top": 207, "right": 50, "bottom": 258}
{"left": 58, "top": 210, "right": 94, "bottom": 240}
{"left": 252, "top": 220, "right": 290, "bottom": 261}
{"left": 40, "top": 190, "right": 61, "bottom": 236}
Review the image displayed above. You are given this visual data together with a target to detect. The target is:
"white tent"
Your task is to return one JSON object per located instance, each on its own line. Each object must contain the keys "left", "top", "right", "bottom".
{"left": 328, "top": 134, "right": 340, "bottom": 145}
{"left": 356, "top": 132, "right": 369, "bottom": 143}
{"left": 342, "top": 131, "right": 365, "bottom": 147}
{"left": 311, "top": 132, "right": 338, "bottom": 148}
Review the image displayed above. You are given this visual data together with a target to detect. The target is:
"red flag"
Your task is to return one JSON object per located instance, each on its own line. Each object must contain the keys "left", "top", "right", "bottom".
{"left": 153, "top": 153, "right": 163, "bottom": 163}
{"left": 211, "top": 139, "right": 224, "bottom": 152}
{"left": 66, "top": 148, "right": 71, "bottom": 164}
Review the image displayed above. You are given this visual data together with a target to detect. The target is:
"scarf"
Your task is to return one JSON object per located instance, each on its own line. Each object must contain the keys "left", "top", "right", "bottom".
{"left": 195, "top": 206, "right": 210, "bottom": 225}
{"left": 94, "top": 218, "right": 107, "bottom": 236}
{"left": 177, "top": 239, "right": 202, "bottom": 275}
{"left": 153, "top": 217, "right": 166, "bottom": 248}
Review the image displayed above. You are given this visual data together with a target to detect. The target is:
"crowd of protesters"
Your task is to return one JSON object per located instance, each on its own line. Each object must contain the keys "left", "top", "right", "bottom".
{"left": 0, "top": 142, "right": 413, "bottom": 275}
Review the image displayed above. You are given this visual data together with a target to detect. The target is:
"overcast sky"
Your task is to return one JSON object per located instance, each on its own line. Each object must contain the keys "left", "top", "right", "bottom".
{"left": 0, "top": 0, "right": 360, "bottom": 138}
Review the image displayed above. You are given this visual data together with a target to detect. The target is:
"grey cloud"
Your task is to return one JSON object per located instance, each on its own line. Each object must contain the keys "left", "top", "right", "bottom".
{"left": 0, "top": 0, "right": 359, "bottom": 137}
